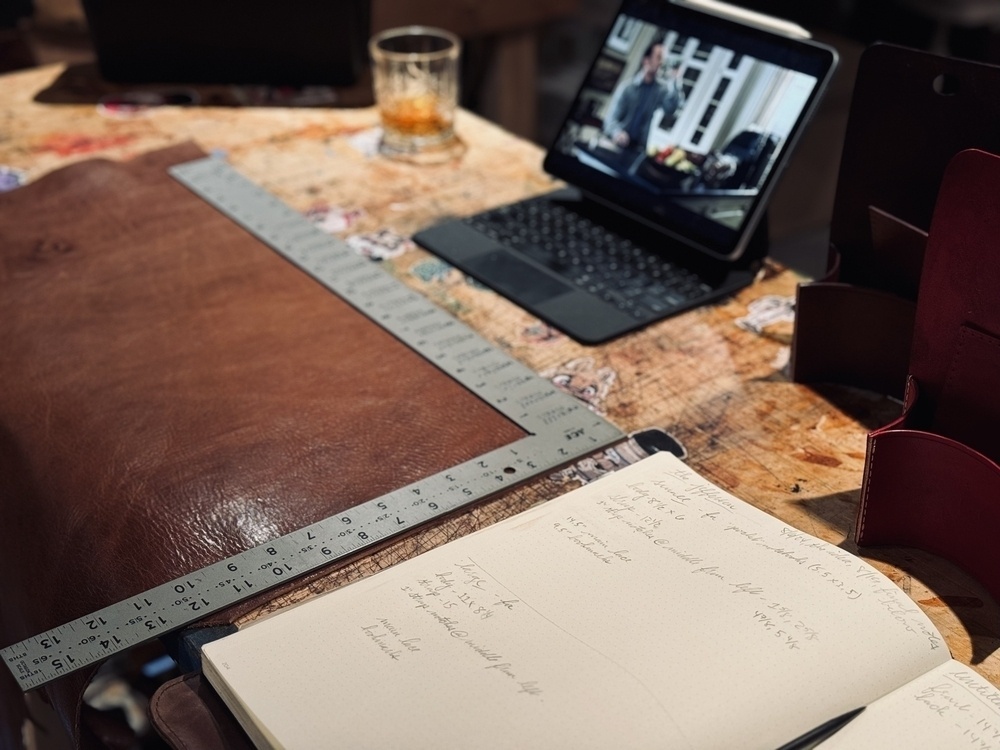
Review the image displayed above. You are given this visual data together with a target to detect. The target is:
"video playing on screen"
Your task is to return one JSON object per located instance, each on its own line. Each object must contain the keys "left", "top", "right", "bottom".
{"left": 551, "top": 12, "right": 822, "bottom": 235}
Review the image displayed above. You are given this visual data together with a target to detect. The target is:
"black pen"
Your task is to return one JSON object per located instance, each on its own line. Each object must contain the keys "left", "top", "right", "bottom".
{"left": 775, "top": 706, "right": 866, "bottom": 750}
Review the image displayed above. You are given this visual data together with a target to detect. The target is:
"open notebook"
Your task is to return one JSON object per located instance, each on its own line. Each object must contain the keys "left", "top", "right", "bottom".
{"left": 414, "top": 0, "right": 837, "bottom": 343}
{"left": 201, "top": 453, "right": 1000, "bottom": 749}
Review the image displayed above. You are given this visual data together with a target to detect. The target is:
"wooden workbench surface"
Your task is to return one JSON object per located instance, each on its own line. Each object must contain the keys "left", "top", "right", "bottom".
{"left": 2, "top": 63, "right": 997, "bottom": 688}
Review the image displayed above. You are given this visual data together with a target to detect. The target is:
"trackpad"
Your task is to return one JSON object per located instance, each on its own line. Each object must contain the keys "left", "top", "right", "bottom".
{"left": 463, "top": 249, "right": 573, "bottom": 306}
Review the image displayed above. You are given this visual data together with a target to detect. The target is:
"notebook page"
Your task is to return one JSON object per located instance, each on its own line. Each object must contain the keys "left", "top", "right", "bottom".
{"left": 202, "top": 452, "right": 950, "bottom": 750}
{"left": 822, "top": 659, "right": 1000, "bottom": 749}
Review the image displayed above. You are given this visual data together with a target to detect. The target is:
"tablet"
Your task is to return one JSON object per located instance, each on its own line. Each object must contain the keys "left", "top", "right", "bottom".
{"left": 543, "top": 0, "right": 838, "bottom": 261}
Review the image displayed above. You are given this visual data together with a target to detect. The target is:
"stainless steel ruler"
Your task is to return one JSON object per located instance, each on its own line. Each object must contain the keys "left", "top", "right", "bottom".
{"left": 2, "top": 156, "right": 624, "bottom": 691}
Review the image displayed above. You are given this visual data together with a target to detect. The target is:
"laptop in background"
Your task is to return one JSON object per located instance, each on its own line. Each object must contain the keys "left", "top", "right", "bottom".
{"left": 80, "top": 0, "right": 369, "bottom": 86}
{"left": 414, "top": 0, "right": 837, "bottom": 344}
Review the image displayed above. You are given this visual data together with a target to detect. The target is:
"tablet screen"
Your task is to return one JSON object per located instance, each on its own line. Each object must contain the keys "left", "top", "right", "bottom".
{"left": 543, "top": 0, "right": 837, "bottom": 261}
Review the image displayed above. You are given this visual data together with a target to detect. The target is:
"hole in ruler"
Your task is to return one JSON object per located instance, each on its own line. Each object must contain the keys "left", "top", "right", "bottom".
{"left": 504, "top": 466, "right": 516, "bottom": 474}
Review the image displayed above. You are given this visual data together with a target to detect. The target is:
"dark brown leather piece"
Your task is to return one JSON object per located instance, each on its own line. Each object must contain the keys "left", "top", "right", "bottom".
{"left": 150, "top": 674, "right": 253, "bottom": 750}
{"left": 0, "top": 142, "right": 525, "bottom": 746}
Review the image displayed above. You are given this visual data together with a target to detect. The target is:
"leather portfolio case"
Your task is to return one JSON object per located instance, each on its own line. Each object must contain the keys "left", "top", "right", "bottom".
{"left": 0, "top": 143, "right": 525, "bottom": 748}
{"left": 855, "top": 148, "right": 1000, "bottom": 608}
{"left": 790, "top": 43, "right": 1000, "bottom": 399}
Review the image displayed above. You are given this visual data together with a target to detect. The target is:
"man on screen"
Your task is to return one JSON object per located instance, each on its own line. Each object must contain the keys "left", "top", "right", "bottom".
{"left": 604, "top": 39, "right": 684, "bottom": 151}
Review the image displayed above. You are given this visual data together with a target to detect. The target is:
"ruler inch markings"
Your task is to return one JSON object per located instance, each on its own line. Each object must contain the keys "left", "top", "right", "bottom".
{"left": 1, "top": 156, "right": 623, "bottom": 692}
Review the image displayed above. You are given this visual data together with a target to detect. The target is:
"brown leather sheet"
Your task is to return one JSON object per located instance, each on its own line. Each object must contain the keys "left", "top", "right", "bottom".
{"left": 0, "top": 142, "right": 525, "bottom": 746}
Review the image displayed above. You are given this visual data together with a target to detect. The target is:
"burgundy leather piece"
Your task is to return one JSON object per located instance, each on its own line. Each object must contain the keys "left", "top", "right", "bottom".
{"left": 0, "top": 142, "right": 526, "bottom": 746}
{"left": 906, "top": 149, "right": 1000, "bottom": 449}
{"left": 830, "top": 44, "right": 1000, "bottom": 296}
{"left": 866, "top": 206, "right": 928, "bottom": 302}
{"left": 934, "top": 324, "right": 1000, "bottom": 462}
{"left": 856, "top": 149, "right": 1000, "bottom": 606}
{"left": 857, "top": 394, "right": 1000, "bottom": 607}
{"left": 150, "top": 674, "right": 252, "bottom": 750}
{"left": 791, "top": 43, "right": 1000, "bottom": 396}
{"left": 790, "top": 281, "right": 915, "bottom": 400}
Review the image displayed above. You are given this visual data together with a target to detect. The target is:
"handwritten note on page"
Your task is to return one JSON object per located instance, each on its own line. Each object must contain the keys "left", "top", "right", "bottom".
{"left": 201, "top": 452, "right": 953, "bottom": 750}
{"left": 822, "top": 659, "right": 1000, "bottom": 749}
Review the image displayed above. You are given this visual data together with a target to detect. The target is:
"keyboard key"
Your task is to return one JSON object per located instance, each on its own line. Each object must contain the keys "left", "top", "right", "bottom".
{"left": 462, "top": 195, "right": 717, "bottom": 325}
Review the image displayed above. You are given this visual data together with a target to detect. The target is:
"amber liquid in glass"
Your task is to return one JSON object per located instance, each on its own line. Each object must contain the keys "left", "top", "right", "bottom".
{"left": 380, "top": 94, "right": 452, "bottom": 142}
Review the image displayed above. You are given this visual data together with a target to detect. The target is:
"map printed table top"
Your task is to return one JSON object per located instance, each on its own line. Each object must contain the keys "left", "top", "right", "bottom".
{"left": 0, "top": 62, "right": 997, "bottom": 692}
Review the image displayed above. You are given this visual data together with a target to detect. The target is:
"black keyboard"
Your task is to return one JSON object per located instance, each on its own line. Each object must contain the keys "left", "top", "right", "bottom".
{"left": 464, "top": 196, "right": 716, "bottom": 322}
{"left": 413, "top": 187, "right": 759, "bottom": 343}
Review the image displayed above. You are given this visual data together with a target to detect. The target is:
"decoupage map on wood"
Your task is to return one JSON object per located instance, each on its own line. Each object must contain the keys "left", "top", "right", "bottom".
{"left": 1, "top": 63, "right": 998, "bottom": 686}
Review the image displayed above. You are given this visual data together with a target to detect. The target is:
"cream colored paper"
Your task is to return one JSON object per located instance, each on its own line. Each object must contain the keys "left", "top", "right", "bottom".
{"left": 823, "top": 659, "right": 1000, "bottom": 749}
{"left": 202, "top": 452, "right": 951, "bottom": 749}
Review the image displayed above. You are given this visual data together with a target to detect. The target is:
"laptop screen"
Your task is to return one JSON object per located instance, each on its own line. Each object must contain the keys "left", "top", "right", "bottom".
{"left": 543, "top": 0, "right": 837, "bottom": 262}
